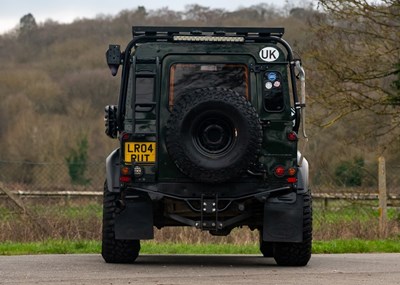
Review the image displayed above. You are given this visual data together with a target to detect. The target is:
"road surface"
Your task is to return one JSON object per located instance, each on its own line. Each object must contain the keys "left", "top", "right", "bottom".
{"left": 0, "top": 254, "right": 399, "bottom": 284}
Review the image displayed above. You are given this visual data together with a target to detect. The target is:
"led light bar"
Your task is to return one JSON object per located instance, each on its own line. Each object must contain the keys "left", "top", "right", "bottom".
{"left": 173, "top": 35, "right": 245, "bottom": 42}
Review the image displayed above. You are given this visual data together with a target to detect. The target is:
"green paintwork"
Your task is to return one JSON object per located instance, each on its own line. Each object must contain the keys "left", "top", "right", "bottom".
{"left": 122, "top": 41, "right": 296, "bottom": 183}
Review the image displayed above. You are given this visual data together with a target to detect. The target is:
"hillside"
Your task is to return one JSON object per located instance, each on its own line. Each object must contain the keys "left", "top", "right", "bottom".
{"left": 0, "top": 3, "right": 399, "bottom": 190}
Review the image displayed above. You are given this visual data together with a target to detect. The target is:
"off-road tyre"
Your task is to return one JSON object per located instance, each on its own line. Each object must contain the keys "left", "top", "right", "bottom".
{"left": 272, "top": 191, "right": 312, "bottom": 266}
{"left": 166, "top": 87, "right": 262, "bottom": 183}
{"left": 101, "top": 181, "right": 140, "bottom": 263}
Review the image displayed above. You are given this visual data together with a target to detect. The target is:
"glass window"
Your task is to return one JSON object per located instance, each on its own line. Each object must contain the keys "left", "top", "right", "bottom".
{"left": 169, "top": 64, "right": 249, "bottom": 107}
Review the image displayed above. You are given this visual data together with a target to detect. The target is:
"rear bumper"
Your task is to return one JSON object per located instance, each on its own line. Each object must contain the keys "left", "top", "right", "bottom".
{"left": 114, "top": 182, "right": 305, "bottom": 242}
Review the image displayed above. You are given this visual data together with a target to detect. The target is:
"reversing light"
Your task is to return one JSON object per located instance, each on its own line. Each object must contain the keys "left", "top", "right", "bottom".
{"left": 274, "top": 166, "right": 286, "bottom": 177}
{"left": 133, "top": 165, "right": 144, "bottom": 178}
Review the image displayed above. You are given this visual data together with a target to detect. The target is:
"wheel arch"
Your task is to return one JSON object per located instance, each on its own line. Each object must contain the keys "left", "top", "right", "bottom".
{"left": 106, "top": 148, "right": 120, "bottom": 193}
{"left": 297, "top": 151, "right": 309, "bottom": 193}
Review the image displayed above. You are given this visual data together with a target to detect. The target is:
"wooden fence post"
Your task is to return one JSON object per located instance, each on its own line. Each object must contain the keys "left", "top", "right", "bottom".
{"left": 378, "top": 156, "right": 387, "bottom": 238}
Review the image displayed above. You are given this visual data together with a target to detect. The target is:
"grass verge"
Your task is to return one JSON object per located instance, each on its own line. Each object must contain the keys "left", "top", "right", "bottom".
{"left": 0, "top": 239, "right": 399, "bottom": 255}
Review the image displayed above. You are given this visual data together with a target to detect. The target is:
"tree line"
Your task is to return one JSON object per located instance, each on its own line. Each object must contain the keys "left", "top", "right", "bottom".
{"left": 0, "top": 1, "right": 399, "bottom": 189}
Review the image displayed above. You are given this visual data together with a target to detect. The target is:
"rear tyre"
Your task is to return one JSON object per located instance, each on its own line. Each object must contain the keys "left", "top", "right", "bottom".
{"left": 272, "top": 191, "right": 312, "bottom": 266}
{"left": 101, "top": 181, "right": 140, "bottom": 263}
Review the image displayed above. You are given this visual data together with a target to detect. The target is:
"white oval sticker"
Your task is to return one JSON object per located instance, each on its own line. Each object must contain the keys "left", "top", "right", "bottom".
{"left": 259, "top": 47, "right": 279, "bottom": 62}
{"left": 265, "top": 82, "right": 273, "bottom": 89}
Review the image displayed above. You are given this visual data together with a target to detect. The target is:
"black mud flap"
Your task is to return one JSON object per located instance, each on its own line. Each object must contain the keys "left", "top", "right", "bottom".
{"left": 263, "top": 193, "right": 303, "bottom": 242}
{"left": 115, "top": 196, "right": 154, "bottom": 240}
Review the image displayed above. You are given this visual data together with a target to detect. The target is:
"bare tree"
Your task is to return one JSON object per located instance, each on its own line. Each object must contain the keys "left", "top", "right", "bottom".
{"left": 307, "top": 0, "right": 400, "bottom": 146}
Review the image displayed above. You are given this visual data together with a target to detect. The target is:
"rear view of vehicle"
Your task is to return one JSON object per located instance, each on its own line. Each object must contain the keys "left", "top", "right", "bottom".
{"left": 103, "top": 26, "right": 311, "bottom": 266}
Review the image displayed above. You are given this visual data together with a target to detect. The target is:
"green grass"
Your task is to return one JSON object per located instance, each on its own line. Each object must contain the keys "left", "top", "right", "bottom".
{"left": 0, "top": 240, "right": 100, "bottom": 255}
{"left": 313, "top": 239, "right": 400, "bottom": 253}
{"left": 0, "top": 239, "right": 399, "bottom": 255}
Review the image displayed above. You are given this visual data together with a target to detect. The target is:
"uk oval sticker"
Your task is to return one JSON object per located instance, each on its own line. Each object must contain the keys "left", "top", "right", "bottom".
{"left": 259, "top": 47, "right": 279, "bottom": 62}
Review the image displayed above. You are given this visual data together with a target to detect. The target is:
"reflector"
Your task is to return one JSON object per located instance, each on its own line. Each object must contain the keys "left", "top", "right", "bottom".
{"left": 119, "top": 176, "right": 131, "bottom": 183}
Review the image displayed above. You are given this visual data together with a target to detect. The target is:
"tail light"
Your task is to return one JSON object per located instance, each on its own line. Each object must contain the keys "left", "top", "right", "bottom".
{"left": 120, "top": 132, "right": 130, "bottom": 141}
{"left": 274, "top": 166, "right": 286, "bottom": 177}
{"left": 120, "top": 166, "right": 132, "bottom": 183}
{"left": 119, "top": 175, "right": 131, "bottom": 183}
{"left": 288, "top": 167, "right": 297, "bottom": 176}
{"left": 121, "top": 166, "right": 130, "bottom": 176}
{"left": 274, "top": 166, "right": 298, "bottom": 183}
{"left": 287, "top": 131, "right": 298, "bottom": 141}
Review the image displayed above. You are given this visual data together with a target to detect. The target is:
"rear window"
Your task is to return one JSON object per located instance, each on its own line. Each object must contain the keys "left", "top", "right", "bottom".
{"left": 169, "top": 63, "right": 249, "bottom": 108}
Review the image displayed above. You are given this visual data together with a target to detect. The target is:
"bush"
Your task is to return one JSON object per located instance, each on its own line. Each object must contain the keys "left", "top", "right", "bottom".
{"left": 334, "top": 157, "right": 365, "bottom": 187}
{"left": 65, "top": 136, "right": 91, "bottom": 185}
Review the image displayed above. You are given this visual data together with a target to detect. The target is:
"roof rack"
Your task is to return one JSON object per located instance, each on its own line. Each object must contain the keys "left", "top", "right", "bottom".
{"left": 132, "top": 26, "right": 285, "bottom": 40}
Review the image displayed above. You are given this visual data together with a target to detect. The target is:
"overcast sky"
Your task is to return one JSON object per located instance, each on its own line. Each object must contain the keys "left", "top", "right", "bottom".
{"left": 0, "top": 0, "right": 297, "bottom": 34}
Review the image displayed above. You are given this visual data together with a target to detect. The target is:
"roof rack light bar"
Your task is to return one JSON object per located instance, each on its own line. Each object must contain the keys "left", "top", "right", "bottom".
{"left": 173, "top": 35, "right": 245, "bottom": 42}
{"left": 132, "top": 26, "right": 285, "bottom": 39}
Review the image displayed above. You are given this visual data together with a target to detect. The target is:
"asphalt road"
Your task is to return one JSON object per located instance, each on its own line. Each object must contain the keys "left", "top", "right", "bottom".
{"left": 0, "top": 254, "right": 399, "bottom": 285}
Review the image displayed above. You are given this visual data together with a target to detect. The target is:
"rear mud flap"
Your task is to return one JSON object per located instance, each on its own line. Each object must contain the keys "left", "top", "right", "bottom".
{"left": 263, "top": 194, "right": 303, "bottom": 242}
{"left": 115, "top": 196, "right": 154, "bottom": 240}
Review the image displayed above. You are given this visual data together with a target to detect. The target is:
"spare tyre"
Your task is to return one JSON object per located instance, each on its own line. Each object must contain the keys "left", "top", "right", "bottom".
{"left": 166, "top": 87, "right": 262, "bottom": 183}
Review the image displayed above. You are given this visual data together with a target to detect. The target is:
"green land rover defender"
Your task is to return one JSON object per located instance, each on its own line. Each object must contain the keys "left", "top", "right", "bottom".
{"left": 103, "top": 26, "right": 311, "bottom": 266}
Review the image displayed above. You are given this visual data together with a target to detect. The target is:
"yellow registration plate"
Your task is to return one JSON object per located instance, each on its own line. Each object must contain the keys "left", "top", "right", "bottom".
{"left": 124, "top": 142, "right": 156, "bottom": 163}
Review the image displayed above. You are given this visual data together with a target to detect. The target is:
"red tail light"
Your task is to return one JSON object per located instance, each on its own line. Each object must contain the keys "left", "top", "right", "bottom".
{"left": 274, "top": 166, "right": 286, "bottom": 177}
{"left": 119, "top": 176, "right": 131, "bottom": 183}
{"left": 287, "top": 131, "right": 298, "bottom": 141}
{"left": 120, "top": 132, "right": 129, "bottom": 141}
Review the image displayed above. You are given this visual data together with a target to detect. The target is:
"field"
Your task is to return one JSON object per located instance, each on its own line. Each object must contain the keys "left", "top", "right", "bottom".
{"left": 0, "top": 194, "right": 399, "bottom": 243}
